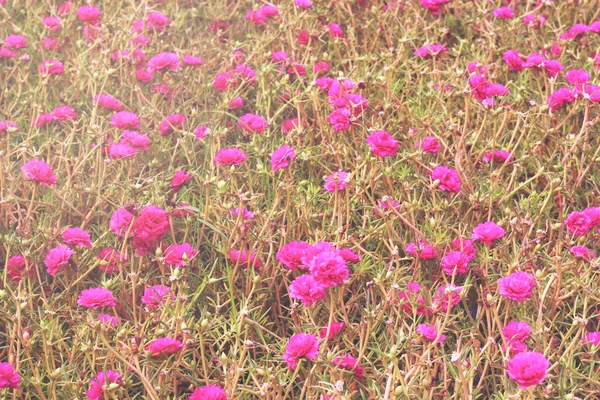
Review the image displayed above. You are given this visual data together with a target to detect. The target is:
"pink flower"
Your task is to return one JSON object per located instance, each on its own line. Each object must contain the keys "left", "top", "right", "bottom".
{"left": 57, "top": 1, "right": 72, "bottom": 15}
{"left": 147, "top": 52, "right": 179, "bottom": 73}
{"left": 62, "top": 227, "right": 92, "bottom": 248}
{"left": 283, "top": 333, "right": 320, "bottom": 369}
{"left": 405, "top": 241, "right": 438, "bottom": 260}
{"left": 96, "top": 313, "right": 118, "bottom": 328}
{"left": 564, "top": 211, "right": 592, "bottom": 236}
{"left": 333, "top": 354, "right": 365, "bottom": 379}
{"left": 503, "top": 50, "right": 526, "bottom": 72}
{"left": 52, "top": 105, "right": 77, "bottom": 122}
{"left": 271, "top": 51, "right": 289, "bottom": 63}
{"left": 483, "top": 150, "right": 513, "bottom": 164}
{"left": 93, "top": 94, "right": 123, "bottom": 111}
{"left": 449, "top": 238, "right": 477, "bottom": 261}
{"left": 45, "top": 245, "right": 74, "bottom": 276}
{"left": 171, "top": 170, "right": 190, "bottom": 193}
{"left": 21, "top": 160, "right": 56, "bottom": 186}
{"left": 565, "top": 69, "right": 590, "bottom": 86}
{"left": 294, "top": 0, "right": 313, "bottom": 7}
{"left": 189, "top": 385, "right": 227, "bottom": 400}
{"left": 230, "top": 207, "right": 254, "bottom": 220}
{"left": 320, "top": 322, "right": 345, "bottom": 340}
{"left": 76, "top": 5, "right": 102, "bottom": 24}
{"left": 561, "top": 24, "right": 589, "bottom": 40}
{"left": 39, "top": 59, "right": 64, "bottom": 75}
{"left": 77, "top": 287, "right": 117, "bottom": 309}
{"left": 110, "top": 111, "right": 140, "bottom": 130}
{"left": 417, "top": 323, "right": 445, "bottom": 343}
{"left": 307, "top": 251, "right": 349, "bottom": 288}
{"left": 472, "top": 221, "right": 506, "bottom": 245}
{"left": 523, "top": 13, "right": 546, "bottom": 29}
{"left": 6, "top": 255, "right": 32, "bottom": 282}
{"left": 109, "top": 208, "right": 134, "bottom": 237}
{"left": 214, "top": 148, "right": 247, "bottom": 166}
{"left": 234, "top": 64, "right": 256, "bottom": 83}
{"left": 582, "top": 332, "right": 600, "bottom": 346}
{"left": 324, "top": 171, "right": 350, "bottom": 192}
{"left": 0, "top": 363, "right": 20, "bottom": 389}
{"left": 499, "top": 271, "right": 536, "bottom": 302}
{"left": 159, "top": 113, "right": 186, "bottom": 136}
{"left": 0, "top": 120, "right": 18, "bottom": 134}
{"left": 194, "top": 125, "right": 209, "bottom": 139}
{"left": 328, "top": 108, "right": 352, "bottom": 131}
{"left": 441, "top": 251, "right": 471, "bottom": 275}
{"left": 238, "top": 113, "right": 268, "bottom": 134}
{"left": 183, "top": 55, "right": 204, "bottom": 66}
{"left": 3, "top": 34, "right": 27, "bottom": 49}
{"left": 213, "top": 72, "right": 236, "bottom": 92}
{"left": 416, "top": 136, "right": 440, "bottom": 154}
{"left": 146, "top": 337, "right": 183, "bottom": 357}
{"left": 86, "top": 370, "right": 122, "bottom": 400}
{"left": 507, "top": 352, "right": 549, "bottom": 389}
{"left": 298, "top": 29, "right": 311, "bottom": 44}
{"left": 570, "top": 246, "right": 594, "bottom": 261}
{"left": 228, "top": 97, "right": 244, "bottom": 110}
{"left": 313, "top": 61, "right": 330, "bottom": 75}
{"left": 271, "top": 144, "right": 296, "bottom": 172}
{"left": 146, "top": 11, "right": 169, "bottom": 31}
{"left": 98, "top": 248, "right": 126, "bottom": 273}
{"left": 277, "top": 241, "right": 312, "bottom": 271}
{"left": 431, "top": 166, "right": 461, "bottom": 193}
{"left": 374, "top": 197, "right": 400, "bottom": 215}
{"left": 328, "top": 23, "right": 344, "bottom": 38}
{"left": 132, "top": 205, "right": 170, "bottom": 242}
{"left": 493, "top": 7, "right": 513, "bottom": 19}
{"left": 503, "top": 321, "right": 532, "bottom": 344}
{"left": 365, "top": 131, "right": 398, "bottom": 157}
{"left": 397, "top": 282, "right": 431, "bottom": 316}
{"left": 227, "top": 249, "right": 262, "bottom": 269}
{"left": 547, "top": 88, "right": 576, "bottom": 112}
{"left": 413, "top": 44, "right": 446, "bottom": 59}
{"left": 432, "top": 284, "right": 463, "bottom": 311}
{"left": 164, "top": 243, "right": 198, "bottom": 266}
{"left": 122, "top": 130, "right": 150, "bottom": 150}
{"left": 135, "top": 69, "right": 153, "bottom": 82}
{"left": 141, "top": 285, "right": 173, "bottom": 309}
{"left": 43, "top": 16, "right": 62, "bottom": 32}
{"left": 584, "top": 207, "right": 600, "bottom": 227}
{"left": 289, "top": 274, "right": 326, "bottom": 306}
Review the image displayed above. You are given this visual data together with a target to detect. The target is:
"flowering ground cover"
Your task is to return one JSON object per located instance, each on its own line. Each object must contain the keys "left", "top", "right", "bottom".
{"left": 1, "top": 0, "right": 600, "bottom": 398}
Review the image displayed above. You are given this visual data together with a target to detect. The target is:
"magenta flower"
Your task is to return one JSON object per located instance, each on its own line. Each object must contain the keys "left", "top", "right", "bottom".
{"left": 86, "top": 370, "right": 122, "bottom": 400}
{"left": 582, "top": 332, "right": 600, "bottom": 346}
{"left": 147, "top": 52, "right": 179, "bottom": 73}
{"left": 570, "top": 246, "right": 594, "bottom": 261}
{"left": 441, "top": 251, "right": 471, "bottom": 275}
{"left": 141, "top": 285, "right": 173, "bottom": 310}
{"left": 77, "top": 287, "right": 117, "bottom": 309}
{"left": 547, "top": 88, "right": 576, "bottom": 112}
{"left": 21, "top": 160, "right": 56, "bottom": 186}
{"left": 93, "top": 94, "right": 123, "bottom": 111}
{"left": 564, "top": 211, "right": 592, "bottom": 236}
{"left": 288, "top": 274, "right": 326, "bottom": 306}
{"left": 146, "top": 337, "right": 183, "bottom": 357}
{"left": 503, "top": 50, "right": 526, "bottom": 72}
{"left": 45, "top": 245, "right": 74, "bottom": 276}
{"left": 413, "top": 44, "right": 446, "bottom": 59}
{"left": 483, "top": 150, "right": 513, "bottom": 164}
{"left": 271, "top": 144, "right": 296, "bottom": 172}
{"left": 431, "top": 166, "right": 461, "bottom": 193}
{"left": 62, "top": 227, "right": 92, "bottom": 248}
{"left": 405, "top": 241, "right": 438, "bottom": 260}
{"left": 283, "top": 333, "right": 320, "bottom": 369}
{"left": 227, "top": 249, "right": 262, "bottom": 269}
{"left": 76, "top": 5, "right": 102, "bottom": 24}
{"left": 503, "top": 321, "right": 532, "bottom": 344}
{"left": 493, "top": 7, "right": 513, "bottom": 19}
{"left": 365, "top": 131, "right": 398, "bottom": 157}
{"left": 171, "top": 170, "right": 191, "bottom": 193}
{"left": 110, "top": 111, "right": 140, "bottom": 130}
{"left": 189, "top": 385, "right": 227, "bottom": 400}
{"left": 415, "top": 136, "right": 440, "bottom": 154}
{"left": 498, "top": 271, "right": 536, "bottom": 302}
{"left": 507, "top": 352, "right": 549, "bottom": 389}
{"left": 324, "top": 171, "right": 350, "bottom": 192}
{"left": 417, "top": 323, "right": 445, "bottom": 343}
{"left": 0, "top": 363, "right": 20, "bottom": 389}
{"left": 320, "top": 322, "right": 345, "bottom": 340}
{"left": 307, "top": 251, "right": 349, "bottom": 288}
{"left": 214, "top": 148, "right": 247, "bottom": 166}
{"left": 164, "top": 243, "right": 198, "bottom": 266}
{"left": 472, "top": 221, "right": 506, "bottom": 245}
{"left": 276, "top": 241, "right": 312, "bottom": 271}
{"left": 333, "top": 354, "right": 365, "bottom": 379}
